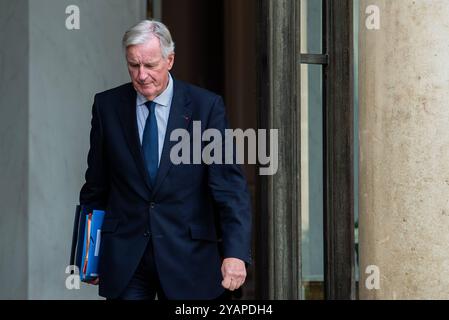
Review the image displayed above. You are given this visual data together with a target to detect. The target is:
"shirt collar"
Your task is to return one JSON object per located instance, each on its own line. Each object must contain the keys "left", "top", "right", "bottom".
{"left": 136, "top": 73, "right": 173, "bottom": 108}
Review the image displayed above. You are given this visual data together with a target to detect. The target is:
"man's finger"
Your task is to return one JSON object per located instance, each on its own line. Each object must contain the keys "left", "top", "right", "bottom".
{"left": 235, "top": 278, "right": 245, "bottom": 290}
{"left": 222, "top": 276, "right": 232, "bottom": 289}
{"left": 229, "top": 278, "right": 238, "bottom": 291}
{"left": 232, "top": 275, "right": 246, "bottom": 291}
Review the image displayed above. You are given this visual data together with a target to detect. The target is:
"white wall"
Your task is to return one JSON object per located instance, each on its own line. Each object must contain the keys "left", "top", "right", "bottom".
{"left": 0, "top": 0, "right": 146, "bottom": 299}
{"left": 0, "top": 0, "right": 29, "bottom": 300}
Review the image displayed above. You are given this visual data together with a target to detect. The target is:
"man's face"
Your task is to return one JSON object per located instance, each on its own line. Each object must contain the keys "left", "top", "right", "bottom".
{"left": 126, "top": 36, "right": 175, "bottom": 100}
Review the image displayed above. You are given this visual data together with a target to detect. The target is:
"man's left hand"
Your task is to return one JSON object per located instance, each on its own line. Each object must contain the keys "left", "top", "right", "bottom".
{"left": 221, "top": 258, "right": 246, "bottom": 291}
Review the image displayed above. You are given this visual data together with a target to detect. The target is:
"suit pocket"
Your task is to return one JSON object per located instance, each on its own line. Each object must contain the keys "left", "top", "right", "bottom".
{"left": 101, "top": 218, "right": 119, "bottom": 234}
{"left": 189, "top": 224, "right": 218, "bottom": 242}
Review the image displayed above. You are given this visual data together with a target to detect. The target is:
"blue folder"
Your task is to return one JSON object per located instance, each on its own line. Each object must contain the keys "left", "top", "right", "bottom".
{"left": 70, "top": 206, "right": 105, "bottom": 282}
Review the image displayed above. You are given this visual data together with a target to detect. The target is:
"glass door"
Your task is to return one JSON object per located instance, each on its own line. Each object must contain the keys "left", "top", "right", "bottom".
{"left": 300, "top": 0, "right": 325, "bottom": 300}
{"left": 300, "top": 0, "right": 356, "bottom": 300}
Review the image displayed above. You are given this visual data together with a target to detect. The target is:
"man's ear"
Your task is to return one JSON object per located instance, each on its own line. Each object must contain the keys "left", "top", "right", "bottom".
{"left": 167, "top": 53, "right": 175, "bottom": 71}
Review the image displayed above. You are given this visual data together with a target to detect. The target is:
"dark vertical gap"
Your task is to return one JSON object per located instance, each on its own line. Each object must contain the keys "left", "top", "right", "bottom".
{"left": 197, "top": 0, "right": 224, "bottom": 97}
{"left": 147, "top": 0, "right": 153, "bottom": 18}
{"left": 255, "top": 0, "right": 270, "bottom": 300}
{"left": 162, "top": 0, "right": 224, "bottom": 97}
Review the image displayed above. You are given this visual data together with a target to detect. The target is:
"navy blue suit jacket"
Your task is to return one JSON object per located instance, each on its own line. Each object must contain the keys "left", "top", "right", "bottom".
{"left": 79, "top": 79, "right": 252, "bottom": 299}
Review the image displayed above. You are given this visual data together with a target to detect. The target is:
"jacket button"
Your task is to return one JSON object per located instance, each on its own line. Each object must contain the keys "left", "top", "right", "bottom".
{"left": 150, "top": 202, "right": 155, "bottom": 209}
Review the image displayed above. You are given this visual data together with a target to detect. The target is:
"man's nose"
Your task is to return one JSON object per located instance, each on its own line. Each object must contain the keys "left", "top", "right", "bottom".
{"left": 137, "top": 66, "right": 147, "bottom": 82}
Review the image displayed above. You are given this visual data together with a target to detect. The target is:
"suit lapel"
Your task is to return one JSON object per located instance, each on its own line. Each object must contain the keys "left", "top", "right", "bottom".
{"left": 152, "top": 79, "right": 192, "bottom": 197}
{"left": 117, "top": 83, "right": 153, "bottom": 193}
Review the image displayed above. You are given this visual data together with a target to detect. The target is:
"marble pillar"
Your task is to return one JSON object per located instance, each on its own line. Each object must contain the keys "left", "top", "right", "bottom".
{"left": 359, "top": 0, "right": 449, "bottom": 299}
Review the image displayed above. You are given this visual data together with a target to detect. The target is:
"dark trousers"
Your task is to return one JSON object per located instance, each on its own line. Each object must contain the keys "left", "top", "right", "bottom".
{"left": 112, "top": 239, "right": 231, "bottom": 301}
{"left": 113, "top": 239, "right": 166, "bottom": 300}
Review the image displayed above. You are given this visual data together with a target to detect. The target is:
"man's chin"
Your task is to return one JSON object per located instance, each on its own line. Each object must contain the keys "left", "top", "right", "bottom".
{"left": 135, "top": 87, "right": 157, "bottom": 99}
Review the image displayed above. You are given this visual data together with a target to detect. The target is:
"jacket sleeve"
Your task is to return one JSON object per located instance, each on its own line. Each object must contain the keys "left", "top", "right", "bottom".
{"left": 206, "top": 95, "right": 252, "bottom": 265}
{"left": 79, "top": 95, "right": 109, "bottom": 209}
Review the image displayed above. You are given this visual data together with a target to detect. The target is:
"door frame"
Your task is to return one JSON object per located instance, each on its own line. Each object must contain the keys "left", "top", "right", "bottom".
{"left": 255, "top": 0, "right": 355, "bottom": 300}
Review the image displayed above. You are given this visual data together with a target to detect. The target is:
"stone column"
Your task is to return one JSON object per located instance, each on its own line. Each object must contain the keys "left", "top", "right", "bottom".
{"left": 359, "top": 0, "right": 449, "bottom": 299}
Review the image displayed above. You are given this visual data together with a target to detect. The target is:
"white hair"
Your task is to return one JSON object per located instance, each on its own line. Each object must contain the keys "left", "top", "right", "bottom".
{"left": 122, "top": 20, "right": 175, "bottom": 58}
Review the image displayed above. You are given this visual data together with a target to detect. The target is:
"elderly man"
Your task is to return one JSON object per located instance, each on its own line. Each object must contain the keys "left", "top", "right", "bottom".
{"left": 79, "top": 20, "right": 252, "bottom": 300}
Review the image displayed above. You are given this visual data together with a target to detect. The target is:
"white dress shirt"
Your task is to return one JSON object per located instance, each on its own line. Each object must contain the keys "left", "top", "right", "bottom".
{"left": 136, "top": 73, "right": 174, "bottom": 166}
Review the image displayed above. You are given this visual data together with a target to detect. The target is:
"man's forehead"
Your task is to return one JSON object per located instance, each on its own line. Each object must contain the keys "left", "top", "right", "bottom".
{"left": 126, "top": 47, "right": 162, "bottom": 62}
{"left": 126, "top": 55, "right": 161, "bottom": 63}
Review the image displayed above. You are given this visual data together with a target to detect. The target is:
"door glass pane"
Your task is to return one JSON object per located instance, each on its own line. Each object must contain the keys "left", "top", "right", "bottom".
{"left": 300, "top": 0, "right": 323, "bottom": 54}
{"left": 301, "top": 63, "right": 324, "bottom": 300}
